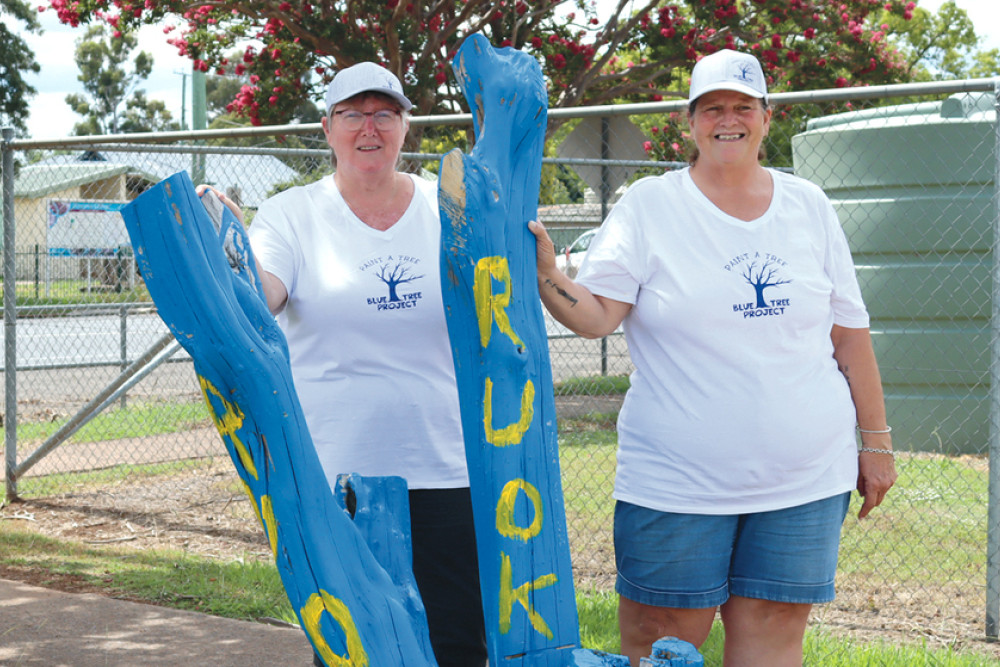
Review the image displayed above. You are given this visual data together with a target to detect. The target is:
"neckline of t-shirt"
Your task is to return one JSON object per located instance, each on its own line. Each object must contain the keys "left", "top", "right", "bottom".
{"left": 329, "top": 172, "right": 418, "bottom": 237}
{"left": 680, "top": 167, "right": 779, "bottom": 229}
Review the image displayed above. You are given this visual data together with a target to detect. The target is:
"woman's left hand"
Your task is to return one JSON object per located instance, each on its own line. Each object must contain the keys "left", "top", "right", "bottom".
{"left": 195, "top": 184, "right": 244, "bottom": 224}
{"left": 856, "top": 449, "right": 897, "bottom": 519}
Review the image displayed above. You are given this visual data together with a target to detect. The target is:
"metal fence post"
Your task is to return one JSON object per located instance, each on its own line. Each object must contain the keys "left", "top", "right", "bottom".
{"left": 33, "top": 244, "right": 39, "bottom": 299}
{"left": 600, "top": 116, "right": 610, "bottom": 376}
{"left": 2, "top": 128, "right": 17, "bottom": 502}
{"left": 120, "top": 304, "right": 128, "bottom": 409}
{"left": 987, "top": 81, "right": 1000, "bottom": 639}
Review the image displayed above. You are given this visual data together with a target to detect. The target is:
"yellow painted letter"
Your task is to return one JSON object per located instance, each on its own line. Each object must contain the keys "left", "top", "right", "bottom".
{"left": 474, "top": 256, "right": 524, "bottom": 349}
{"left": 199, "top": 375, "right": 258, "bottom": 480}
{"left": 499, "top": 551, "right": 557, "bottom": 639}
{"left": 302, "top": 590, "right": 370, "bottom": 667}
{"left": 483, "top": 377, "right": 534, "bottom": 447}
{"left": 242, "top": 481, "right": 278, "bottom": 557}
{"left": 496, "top": 479, "right": 544, "bottom": 541}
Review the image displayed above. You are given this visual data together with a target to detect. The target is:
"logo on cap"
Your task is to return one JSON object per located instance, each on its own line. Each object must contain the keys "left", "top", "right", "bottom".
{"left": 378, "top": 71, "right": 401, "bottom": 92}
{"left": 732, "top": 61, "right": 758, "bottom": 85}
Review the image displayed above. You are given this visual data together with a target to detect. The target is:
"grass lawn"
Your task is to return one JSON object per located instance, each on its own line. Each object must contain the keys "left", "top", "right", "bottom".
{"left": 2, "top": 385, "right": 997, "bottom": 664}
{"left": 0, "top": 521, "right": 993, "bottom": 665}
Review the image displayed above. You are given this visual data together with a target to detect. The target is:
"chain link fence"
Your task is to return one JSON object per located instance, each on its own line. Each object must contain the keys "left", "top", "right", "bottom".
{"left": 3, "top": 77, "right": 1000, "bottom": 657}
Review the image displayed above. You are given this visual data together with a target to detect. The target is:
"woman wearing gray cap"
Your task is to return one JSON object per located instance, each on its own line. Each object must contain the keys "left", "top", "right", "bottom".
{"left": 207, "top": 62, "right": 487, "bottom": 666}
{"left": 529, "top": 49, "right": 896, "bottom": 665}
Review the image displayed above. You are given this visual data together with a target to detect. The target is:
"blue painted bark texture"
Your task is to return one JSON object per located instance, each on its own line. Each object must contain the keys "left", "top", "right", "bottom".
{"left": 121, "top": 174, "right": 437, "bottom": 667}
{"left": 438, "top": 34, "right": 582, "bottom": 666}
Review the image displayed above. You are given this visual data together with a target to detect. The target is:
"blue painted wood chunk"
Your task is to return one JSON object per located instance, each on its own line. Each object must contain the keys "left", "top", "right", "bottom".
{"left": 121, "top": 171, "right": 437, "bottom": 667}
{"left": 568, "top": 650, "right": 631, "bottom": 667}
{"left": 439, "top": 33, "right": 580, "bottom": 667}
{"left": 649, "top": 637, "right": 705, "bottom": 666}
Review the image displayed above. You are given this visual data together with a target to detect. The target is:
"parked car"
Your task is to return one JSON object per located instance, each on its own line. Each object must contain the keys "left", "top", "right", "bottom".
{"left": 555, "top": 228, "right": 597, "bottom": 278}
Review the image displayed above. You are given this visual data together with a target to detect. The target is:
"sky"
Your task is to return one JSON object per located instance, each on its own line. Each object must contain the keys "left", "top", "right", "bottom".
{"left": 19, "top": 10, "right": 194, "bottom": 139}
{"left": 12, "top": 0, "right": 1000, "bottom": 139}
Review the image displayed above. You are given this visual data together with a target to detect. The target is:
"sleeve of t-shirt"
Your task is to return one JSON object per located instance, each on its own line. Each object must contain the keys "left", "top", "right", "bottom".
{"left": 247, "top": 196, "right": 296, "bottom": 297}
{"left": 574, "top": 192, "right": 645, "bottom": 305}
{"left": 822, "top": 195, "right": 870, "bottom": 329}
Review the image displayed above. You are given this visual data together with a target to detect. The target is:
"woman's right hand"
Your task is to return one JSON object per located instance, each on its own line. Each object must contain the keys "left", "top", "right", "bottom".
{"left": 527, "top": 219, "right": 631, "bottom": 338}
{"left": 528, "top": 219, "right": 559, "bottom": 276}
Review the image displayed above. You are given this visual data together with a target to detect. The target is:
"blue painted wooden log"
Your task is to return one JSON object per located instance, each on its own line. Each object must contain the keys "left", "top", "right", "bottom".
{"left": 121, "top": 173, "right": 437, "bottom": 666}
{"left": 439, "top": 33, "right": 582, "bottom": 667}
{"left": 438, "top": 35, "right": 703, "bottom": 667}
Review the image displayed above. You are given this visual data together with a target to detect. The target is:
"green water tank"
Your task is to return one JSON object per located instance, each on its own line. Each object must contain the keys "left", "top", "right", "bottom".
{"left": 792, "top": 93, "right": 996, "bottom": 455}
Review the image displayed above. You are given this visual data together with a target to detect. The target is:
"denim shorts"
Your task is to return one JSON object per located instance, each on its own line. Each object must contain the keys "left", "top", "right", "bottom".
{"left": 614, "top": 492, "right": 851, "bottom": 609}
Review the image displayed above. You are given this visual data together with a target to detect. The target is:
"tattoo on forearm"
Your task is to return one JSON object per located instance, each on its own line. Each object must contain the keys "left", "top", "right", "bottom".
{"left": 544, "top": 278, "right": 578, "bottom": 306}
{"left": 839, "top": 363, "right": 852, "bottom": 386}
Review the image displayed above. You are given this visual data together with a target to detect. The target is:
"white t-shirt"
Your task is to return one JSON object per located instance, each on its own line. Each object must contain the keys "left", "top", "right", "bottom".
{"left": 248, "top": 174, "right": 468, "bottom": 490}
{"left": 577, "top": 168, "right": 868, "bottom": 514}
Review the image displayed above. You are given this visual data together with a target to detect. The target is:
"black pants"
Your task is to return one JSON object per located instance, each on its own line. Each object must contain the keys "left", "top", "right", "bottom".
{"left": 313, "top": 487, "right": 488, "bottom": 667}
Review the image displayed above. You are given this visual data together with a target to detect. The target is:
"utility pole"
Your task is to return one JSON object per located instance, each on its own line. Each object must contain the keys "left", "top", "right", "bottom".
{"left": 174, "top": 69, "right": 190, "bottom": 129}
{"left": 191, "top": 67, "right": 207, "bottom": 184}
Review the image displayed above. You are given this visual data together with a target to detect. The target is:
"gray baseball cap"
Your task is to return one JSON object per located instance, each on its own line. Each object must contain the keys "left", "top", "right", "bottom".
{"left": 324, "top": 62, "right": 413, "bottom": 115}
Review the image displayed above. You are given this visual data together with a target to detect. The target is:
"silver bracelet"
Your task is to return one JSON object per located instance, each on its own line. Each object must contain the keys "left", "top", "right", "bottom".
{"left": 857, "top": 425, "right": 892, "bottom": 434}
{"left": 859, "top": 447, "right": 895, "bottom": 457}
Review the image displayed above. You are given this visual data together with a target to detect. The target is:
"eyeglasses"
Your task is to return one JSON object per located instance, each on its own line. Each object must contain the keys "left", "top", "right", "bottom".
{"left": 332, "top": 109, "right": 401, "bottom": 131}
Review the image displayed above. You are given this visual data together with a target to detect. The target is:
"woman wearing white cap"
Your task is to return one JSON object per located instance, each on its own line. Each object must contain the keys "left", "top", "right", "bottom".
{"left": 203, "top": 62, "right": 487, "bottom": 666}
{"left": 529, "top": 49, "right": 896, "bottom": 665}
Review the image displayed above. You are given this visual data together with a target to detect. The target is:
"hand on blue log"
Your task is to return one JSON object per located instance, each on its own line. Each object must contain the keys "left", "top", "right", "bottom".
{"left": 527, "top": 220, "right": 559, "bottom": 275}
{"left": 195, "top": 184, "right": 245, "bottom": 223}
{"left": 195, "top": 183, "right": 289, "bottom": 315}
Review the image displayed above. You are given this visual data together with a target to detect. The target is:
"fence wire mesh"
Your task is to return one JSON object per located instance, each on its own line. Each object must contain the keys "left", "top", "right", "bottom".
{"left": 2, "top": 78, "right": 999, "bottom": 659}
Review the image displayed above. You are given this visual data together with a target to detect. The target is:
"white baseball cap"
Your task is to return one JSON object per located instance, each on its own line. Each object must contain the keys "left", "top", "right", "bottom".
{"left": 324, "top": 62, "right": 413, "bottom": 115}
{"left": 688, "top": 49, "right": 768, "bottom": 104}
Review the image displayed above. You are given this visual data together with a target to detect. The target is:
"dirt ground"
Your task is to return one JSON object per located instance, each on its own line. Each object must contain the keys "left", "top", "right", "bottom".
{"left": 0, "top": 458, "right": 272, "bottom": 592}
{"left": 2, "top": 452, "right": 1000, "bottom": 662}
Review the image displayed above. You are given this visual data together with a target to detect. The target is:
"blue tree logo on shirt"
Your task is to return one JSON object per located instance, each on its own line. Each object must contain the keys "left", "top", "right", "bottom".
{"left": 365, "top": 258, "right": 426, "bottom": 311}
{"left": 731, "top": 255, "right": 792, "bottom": 319}
{"left": 377, "top": 261, "right": 425, "bottom": 302}
{"left": 742, "top": 258, "right": 790, "bottom": 308}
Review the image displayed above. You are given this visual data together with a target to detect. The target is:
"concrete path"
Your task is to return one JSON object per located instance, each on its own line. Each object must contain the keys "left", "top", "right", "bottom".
{"left": 0, "top": 578, "right": 315, "bottom": 666}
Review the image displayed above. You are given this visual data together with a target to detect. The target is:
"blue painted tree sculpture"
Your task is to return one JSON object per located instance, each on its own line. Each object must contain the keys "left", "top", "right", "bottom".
{"left": 120, "top": 33, "right": 702, "bottom": 667}
{"left": 121, "top": 179, "right": 437, "bottom": 666}
{"left": 438, "top": 34, "right": 580, "bottom": 666}
{"left": 438, "top": 34, "right": 702, "bottom": 667}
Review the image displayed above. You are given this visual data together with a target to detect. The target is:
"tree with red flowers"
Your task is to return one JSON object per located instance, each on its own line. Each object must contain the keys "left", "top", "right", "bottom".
{"left": 42, "top": 0, "right": 919, "bottom": 134}
{"left": 637, "top": 0, "right": 1000, "bottom": 166}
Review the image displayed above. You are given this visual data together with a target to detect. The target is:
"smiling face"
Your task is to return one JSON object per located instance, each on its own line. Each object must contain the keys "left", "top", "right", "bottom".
{"left": 688, "top": 89, "right": 772, "bottom": 168}
{"left": 321, "top": 92, "right": 408, "bottom": 177}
